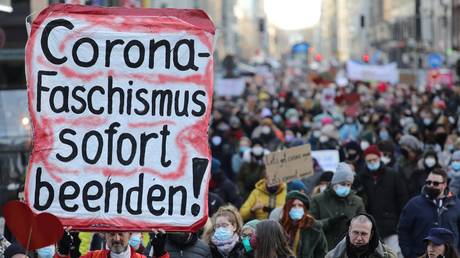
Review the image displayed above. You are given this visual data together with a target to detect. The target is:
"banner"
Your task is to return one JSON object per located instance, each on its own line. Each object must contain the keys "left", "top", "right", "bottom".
{"left": 263, "top": 144, "right": 313, "bottom": 187}
{"left": 25, "top": 4, "right": 215, "bottom": 231}
{"left": 311, "top": 150, "right": 340, "bottom": 172}
{"left": 215, "top": 78, "right": 246, "bottom": 97}
{"left": 346, "top": 61, "right": 399, "bottom": 84}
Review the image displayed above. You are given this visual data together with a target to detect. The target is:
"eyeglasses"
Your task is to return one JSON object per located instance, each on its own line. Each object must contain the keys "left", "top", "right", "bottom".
{"left": 425, "top": 180, "right": 444, "bottom": 187}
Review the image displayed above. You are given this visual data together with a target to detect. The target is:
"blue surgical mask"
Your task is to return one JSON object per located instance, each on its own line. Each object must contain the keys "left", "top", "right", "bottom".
{"left": 37, "top": 246, "right": 55, "bottom": 258}
{"left": 452, "top": 161, "right": 460, "bottom": 171}
{"left": 379, "top": 130, "right": 389, "bottom": 140}
{"left": 367, "top": 161, "right": 380, "bottom": 171}
{"left": 334, "top": 185, "right": 351, "bottom": 197}
{"left": 128, "top": 235, "right": 141, "bottom": 249}
{"left": 239, "top": 146, "right": 250, "bottom": 153}
{"left": 289, "top": 207, "right": 305, "bottom": 221}
{"left": 213, "top": 227, "right": 234, "bottom": 241}
{"left": 242, "top": 236, "right": 253, "bottom": 252}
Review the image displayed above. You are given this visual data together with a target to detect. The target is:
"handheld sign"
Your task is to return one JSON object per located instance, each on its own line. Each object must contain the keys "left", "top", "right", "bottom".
{"left": 24, "top": 4, "right": 215, "bottom": 232}
{"left": 263, "top": 144, "right": 314, "bottom": 187}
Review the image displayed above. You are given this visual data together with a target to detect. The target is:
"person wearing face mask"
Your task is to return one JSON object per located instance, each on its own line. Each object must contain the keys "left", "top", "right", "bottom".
{"left": 37, "top": 245, "right": 55, "bottom": 258}
{"left": 237, "top": 141, "right": 269, "bottom": 200}
{"left": 279, "top": 191, "right": 327, "bottom": 258}
{"left": 448, "top": 151, "right": 460, "bottom": 197}
{"left": 340, "top": 141, "right": 365, "bottom": 173}
{"left": 239, "top": 175, "right": 287, "bottom": 222}
{"left": 128, "top": 234, "right": 144, "bottom": 254}
{"left": 356, "top": 145, "right": 408, "bottom": 258}
{"left": 204, "top": 205, "right": 244, "bottom": 258}
{"left": 408, "top": 149, "right": 443, "bottom": 198}
{"left": 377, "top": 140, "right": 397, "bottom": 170}
{"left": 240, "top": 220, "right": 260, "bottom": 258}
{"left": 311, "top": 171, "right": 334, "bottom": 196}
{"left": 398, "top": 169, "right": 460, "bottom": 258}
{"left": 310, "top": 163, "right": 365, "bottom": 249}
{"left": 397, "top": 135, "right": 424, "bottom": 198}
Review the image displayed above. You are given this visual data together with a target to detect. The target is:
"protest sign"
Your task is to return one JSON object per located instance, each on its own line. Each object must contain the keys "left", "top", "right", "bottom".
{"left": 311, "top": 150, "right": 340, "bottom": 172}
{"left": 346, "top": 61, "right": 399, "bottom": 84}
{"left": 263, "top": 144, "right": 313, "bottom": 187}
{"left": 24, "top": 4, "right": 215, "bottom": 232}
{"left": 215, "top": 77, "right": 246, "bottom": 97}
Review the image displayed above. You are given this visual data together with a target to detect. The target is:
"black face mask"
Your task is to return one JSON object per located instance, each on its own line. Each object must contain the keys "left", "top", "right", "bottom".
{"left": 266, "top": 185, "right": 279, "bottom": 194}
{"left": 435, "top": 133, "right": 448, "bottom": 146}
{"left": 425, "top": 187, "right": 441, "bottom": 199}
{"left": 347, "top": 152, "right": 359, "bottom": 162}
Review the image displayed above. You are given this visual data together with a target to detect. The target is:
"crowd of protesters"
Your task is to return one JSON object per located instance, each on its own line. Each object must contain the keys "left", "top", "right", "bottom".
{"left": 3, "top": 63, "right": 460, "bottom": 258}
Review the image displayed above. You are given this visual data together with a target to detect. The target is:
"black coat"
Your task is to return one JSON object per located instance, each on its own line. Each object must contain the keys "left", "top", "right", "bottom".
{"left": 356, "top": 164, "right": 409, "bottom": 237}
{"left": 210, "top": 173, "right": 242, "bottom": 208}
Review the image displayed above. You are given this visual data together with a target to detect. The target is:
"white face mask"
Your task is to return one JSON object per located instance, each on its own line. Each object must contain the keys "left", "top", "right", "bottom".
{"left": 252, "top": 146, "right": 264, "bottom": 156}
{"left": 319, "top": 135, "right": 329, "bottom": 143}
{"left": 319, "top": 185, "right": 327, "bottom": 192}
{"left": 360, "top": 141, "right": 370, "bottom": 150}
{"left": 425, "top": 157, "right": 436, "bottom": 168}
{"left": 261, "top": 125, "right": 271, "bottom": 134}
{"left": 381, "top": 156, "right": 391, "bottom": 165}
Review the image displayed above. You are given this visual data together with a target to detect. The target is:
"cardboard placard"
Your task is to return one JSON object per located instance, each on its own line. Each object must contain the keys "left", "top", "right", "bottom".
{"left": 24, "top": 4, "right": 215, "bottom": 232}
{"left": 263, "top": 144, "right": 313, "bottom": 187}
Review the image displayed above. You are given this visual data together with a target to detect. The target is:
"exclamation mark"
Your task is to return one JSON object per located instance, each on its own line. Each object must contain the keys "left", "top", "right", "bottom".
{"left": 191, "top": 157, "right": 209, "bottom": 216}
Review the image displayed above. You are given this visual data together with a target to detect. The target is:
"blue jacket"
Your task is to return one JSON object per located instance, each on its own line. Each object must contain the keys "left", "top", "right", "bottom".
{"left": 398, "top": 192, "right": 460, "bottom": 258}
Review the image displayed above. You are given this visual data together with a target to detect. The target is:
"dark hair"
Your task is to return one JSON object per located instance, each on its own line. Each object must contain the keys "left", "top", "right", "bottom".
{"left": 422, "top": 242, "right": 460, "bottom": 258}
{"left": 255, "top": 220, "right": 294, "bottom": 258}
{"left": 430, "top": 168, "right": 448, "bottom": 182}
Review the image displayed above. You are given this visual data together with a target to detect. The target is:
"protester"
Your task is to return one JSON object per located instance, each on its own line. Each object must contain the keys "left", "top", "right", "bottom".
{"left": 209, "top": 158, "right": 242, "bottom": 208}
{"left": 239, "top": 176, "right": 286, "bottom": 222}
{"left": 397, "top": 134, "right": 424, "bottom": 198}
{"left": 128, "top": 233, "right": 145, "bottom": 254}
{"left": 37, "top": 245, "right": 55, "bottom": 258}
{"left": 356, "top": 145, "right": 408, "bottom": 257}
{"left": 310, "top": 162, "right": 365, "bottom": 249}
{"left": 203, "top": 205, "right": 244, "bottom": 258}
{"left": 418, "top": 228, "right": 460, "bottom": 258}
{"left": 237, "top": 141, "right": 269, "bottom": 199}
{"left": 252, "top": 220, "right": 295, "bottom": 258}
{"left": 144, "top": 232, "right": 211, "bottom": 258}
{"left": 398, "top": 169, "right": 460, "bottom": 258}
{"left": 448, "top": 150, "right": 460, "bottom": 196}
{"left": 240, "top": 220, "right": 260, "bottom": 258}
{"left": 279, "top": 191, "right": 327, "bottom": 258}
{"left": 56, "top": 230, "right": 169, "bottom": 258}
{"left": 325, "top": 214, "right": 396, "bottom": 258}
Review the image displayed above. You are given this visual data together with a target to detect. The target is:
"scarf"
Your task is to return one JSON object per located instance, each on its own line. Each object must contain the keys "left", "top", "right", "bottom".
{"left": 110, "top": 247, "right": 131, "bottom": 258}
{"left": 211, "top": 233, "right": 239, "bottom": 257}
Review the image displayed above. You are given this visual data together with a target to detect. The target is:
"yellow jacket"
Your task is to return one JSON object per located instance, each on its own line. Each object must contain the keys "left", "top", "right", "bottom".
{"left": 239, "top": 179, "right": 287, "bottom": 221}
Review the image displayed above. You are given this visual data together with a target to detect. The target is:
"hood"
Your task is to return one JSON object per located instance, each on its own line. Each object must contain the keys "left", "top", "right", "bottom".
{"left": 255, "top": 179, "right": 285, "bottom": 194}
{"left": 346, "top": 213, "right": 381, "bottom": 253}
{"left": 328, "top": 237, "right": 388, "bottom": 258}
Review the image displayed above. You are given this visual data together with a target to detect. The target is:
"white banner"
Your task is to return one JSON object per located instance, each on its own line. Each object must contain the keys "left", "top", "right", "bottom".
{"left": 346, "top": 61, "right": 399, "bottom": 84}
{"left": 311, "top": 150, "right": 340, "bottom": 172}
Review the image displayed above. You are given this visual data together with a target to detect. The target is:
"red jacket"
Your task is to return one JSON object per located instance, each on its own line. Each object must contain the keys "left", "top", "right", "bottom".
{"left": 55, "top": 247, "right": 169, "bottom": 258}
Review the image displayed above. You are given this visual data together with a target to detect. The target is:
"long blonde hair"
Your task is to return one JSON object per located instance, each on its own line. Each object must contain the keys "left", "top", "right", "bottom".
{"left": 203, "top": 204, "right": 243, "bottom": 243}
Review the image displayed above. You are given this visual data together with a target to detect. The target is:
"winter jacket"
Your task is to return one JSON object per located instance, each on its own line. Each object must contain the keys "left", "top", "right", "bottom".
{"left": 237, "top": 162, "right": 266, "bottom": 200}
{"left": 296, "top": 222, "right": 328, "bottom": 258}
{"left": 144, "top": 234, "right": 211, "bottom": 258}
{"left": 239, "top": 179, "right": 287, "bottom": 221}
{"left": 356, "top": 165, "right": 408, "bottom": 237}
{"left": 209, "top": 242, "right": 245, "bottom": 258}
{"left": 57, "top": 247, "right": 168, "bottom": 258}
{"left": 398, "top": 192, "right": 460, "bottom": 258}
{"left": 396, "top": 156, "right": 424, "bottom": 198}
{"left": 310, "top": 187, "right": 366, "bottom": 249}
{"left": 325, "top": 238, "right": 396, "bottom": 258}
{"left": 210, "top": 173, "right": 242, "bottom": 208}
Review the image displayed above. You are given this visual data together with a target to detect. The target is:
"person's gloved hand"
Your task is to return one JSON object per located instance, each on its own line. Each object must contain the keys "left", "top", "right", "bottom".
{"left": 57, "top": 230, "right": 73, "bottom": 256}
{"left": 328, "top": 213, "right": 348, "bottom": 224}
{"left": 150, "top": 229, "right": 167, "bottom": 257}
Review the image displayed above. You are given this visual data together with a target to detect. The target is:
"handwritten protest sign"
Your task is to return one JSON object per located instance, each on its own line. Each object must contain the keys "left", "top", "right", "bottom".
{"left": 263, "top": 144, "right": 313, "bottom": 187}
{"left": 24, "top": 4, "right": 215, "bottom": 232}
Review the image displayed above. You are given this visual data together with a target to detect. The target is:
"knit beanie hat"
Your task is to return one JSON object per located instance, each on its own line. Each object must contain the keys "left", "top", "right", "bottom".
{"left": 332, "top": 162, "right": 354, "bottom": 184}
{"left": 286, "top": 190, "right": 310, "bottom": 209}
{"left": 399, "top": 134, "right": 422, "bottom": 152}
{"left": 364, "top": 145, "right": 381, "bottom": 158}
{"left": 242, "top": 219, "right": 261, "bottom": 231}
